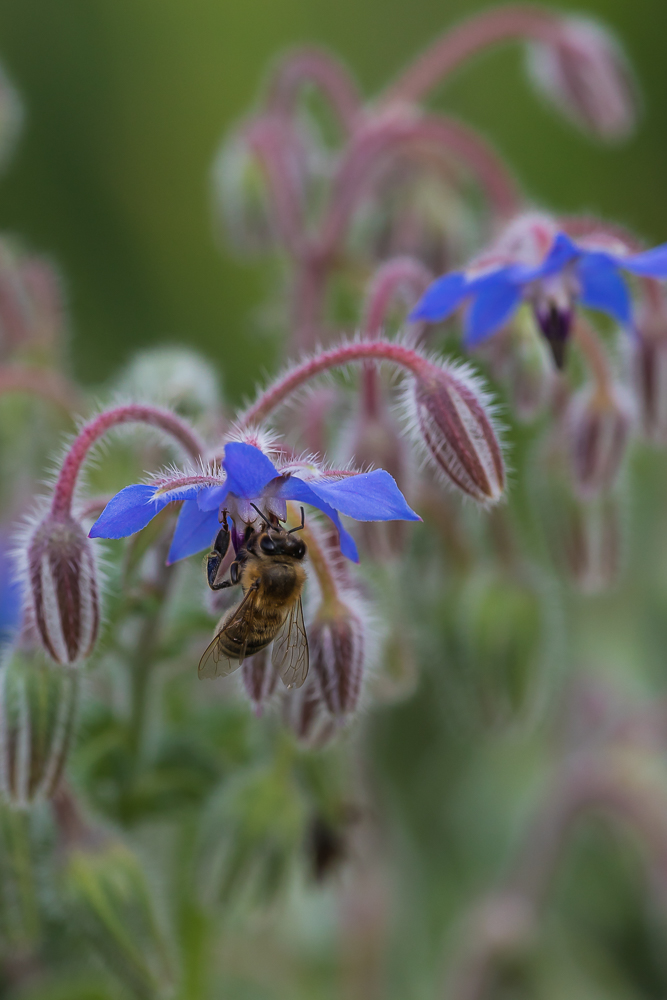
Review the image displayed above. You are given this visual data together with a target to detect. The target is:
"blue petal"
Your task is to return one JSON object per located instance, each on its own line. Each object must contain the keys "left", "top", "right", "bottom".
{"left": 577, "top": 254, "right": 632, "bottom": 325}
{"left": 464, "top": 274, "right": 523, "bottom": 347}
{"left": 0, "top": 537, "right": 22, "bottom": 649}
{"left": 198, "top": 484, "right": 230, "bottom": 512}
{"left": 89, "top": 484, "right": 172, "bottom": 539}
{"left": 305, "top": 471, "right": 420, "bottom": 522}
{"left": 167, "top": 500, "right": 220, "bottom": 564}
{"left": 410, "top": 272, "right": 469, "bottom": 322}
{"left": 223, "top": 442, "right": 279, "bottom": 497}
{"left": 271, "top": 477, "right": 359, "bottom": 562}
{"left": 521, "top": 232, "right": 580, "bottom": 282}
{"left": 618, "top": 242, "right": 667, "bottom": 278}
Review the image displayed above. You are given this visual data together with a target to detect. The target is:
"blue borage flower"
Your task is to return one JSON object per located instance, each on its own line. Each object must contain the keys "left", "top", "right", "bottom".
{"left": 410, "top": 214, "right": 667, "bottom": 365}
{"left": 89, "top": 441, "right": 420, "bottom": 564}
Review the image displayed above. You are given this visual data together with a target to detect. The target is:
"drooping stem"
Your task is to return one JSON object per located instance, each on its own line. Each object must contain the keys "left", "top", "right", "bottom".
{"left": 362, "top": 256, "right": 432, "bottom": 337}
{"left": 266, "top": 48, "right": 362, "bottom": 134}
{"left": 240, "top": 340, "right": 430, "bottom": 427}
{"left": 382, "top": 4, "right": 565, "bottom": 107}
{"left": 321, "top": 114, "right": 521, "bottom": 253}
{"left": 50, "top": 404, "right": 205, "bottom": 520}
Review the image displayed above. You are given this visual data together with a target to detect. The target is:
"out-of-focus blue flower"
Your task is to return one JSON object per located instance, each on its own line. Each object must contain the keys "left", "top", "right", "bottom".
{"left": 0, "top": 533, "right": 23, "bottom": 651}
{"left": 411, "top": 216, "right": 667, "bottom": 367}
{"left": 90, "top": 442, "right": 420, "bottom": 564}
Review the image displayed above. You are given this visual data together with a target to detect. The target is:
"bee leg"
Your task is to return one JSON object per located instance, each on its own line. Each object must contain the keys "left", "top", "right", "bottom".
{"left": 206, "top": 518, "right": 232, "bottom": 591}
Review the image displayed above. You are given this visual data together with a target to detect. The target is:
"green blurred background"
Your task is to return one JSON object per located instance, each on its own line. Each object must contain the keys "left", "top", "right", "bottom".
{"left": 0, "top": 0, "right": 665, "bottom": 399}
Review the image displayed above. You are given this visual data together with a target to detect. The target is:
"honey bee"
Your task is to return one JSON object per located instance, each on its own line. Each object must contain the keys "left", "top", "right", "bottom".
{"left": 198, "top": 504, "right": 309, "bottom": 688}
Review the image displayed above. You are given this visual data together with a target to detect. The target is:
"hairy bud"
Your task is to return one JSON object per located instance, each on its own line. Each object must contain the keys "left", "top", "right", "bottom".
{"left": 119, "top": 346, "right": 221, "bottom": 419}
{"left": 630, "top": 307, "right": 667, "bottom": 444}
{"left": 527, "top": 18, "right": 636, "bottom": 141}
{"left": 565, "top": 496, "right": 621, "bottom": 594}
{"left": 310, "top": 598, "right": 366, "bottom": 719}
{"left": 282, "top": 678, "right": 337, "bottom": 748}
{"left": 565, "top": 383, "right": 632, "bottom": 498}
{"left": 26, "top": 513, "right": 100, "bottom": 665}
{"left": 405, "top": 361, "right": 505, "bottom": 503}
{"left": 0, "top": 647, "right": 79, "bottom": 806}
{"left": 242, "top": 648, "right": 279, "bottom": 716}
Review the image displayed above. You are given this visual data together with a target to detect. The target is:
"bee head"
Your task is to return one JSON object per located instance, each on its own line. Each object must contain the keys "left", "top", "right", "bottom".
{"left": 249, "top": 503, "right": 307, "bottom": 560}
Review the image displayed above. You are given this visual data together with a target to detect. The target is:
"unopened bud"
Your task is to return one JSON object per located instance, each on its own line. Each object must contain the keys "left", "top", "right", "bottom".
{"left": 282, "top": 677, "right": 337, "bottom": 748}
{"left": 212, "top": 132, "right": 277, "bottom": 257}
{"left": 310, "top": 597, "right": 366, "bottom": 719}
{"left": 565, "top": 383, "right": 632, "bottom": 498}
{"left": 527, "top": 17, "right": 636, "bottom": 141}
{"left": 630, "top": 308, "right": 667, "bottom": 444}
{"left": 26, "top": 513, "right": 100, "bottom": 665}
{"left": 0, "top": 647, "right": 79, "bottom": 806}
{"left": 405, "top": 361, "right": 505, "bottom": 503}
{"left": 565, "top": 496, "right": 621, "bottom": 594}
{"left": 242, "top": 647, "right": 279, "bottom": 715}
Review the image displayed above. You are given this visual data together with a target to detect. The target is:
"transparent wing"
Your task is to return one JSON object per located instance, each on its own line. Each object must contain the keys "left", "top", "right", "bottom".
{"left": 272, "top": 595, "right": 309, "bottom": 690}
{"left": 198, "top": 586, "right": 260, "bottom": 678}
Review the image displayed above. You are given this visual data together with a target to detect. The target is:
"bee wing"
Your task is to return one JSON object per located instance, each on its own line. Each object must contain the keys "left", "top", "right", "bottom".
{"left": 198, "top": 585, "right": 260, "bottom": 679}
{"left": 272, "top": 595, "right": 309, "bottom": 690}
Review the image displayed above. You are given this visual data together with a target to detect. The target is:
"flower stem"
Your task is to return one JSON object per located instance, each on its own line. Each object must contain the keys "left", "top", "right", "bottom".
{"left": 381, "top": 4, "right": 565, "bottom": 107}
{"left": 240, "top": 340, "right": 431, "bottom": 426}
{"left": 266, "top": 48, "right": 362, "bottom": 133}
{"left": 50, "top": 404, "right": 205, "bottom": 520}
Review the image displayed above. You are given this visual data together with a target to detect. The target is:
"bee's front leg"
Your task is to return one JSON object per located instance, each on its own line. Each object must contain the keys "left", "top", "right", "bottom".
{"left": 206, "top": 511, "right": 232, "bottom": 591}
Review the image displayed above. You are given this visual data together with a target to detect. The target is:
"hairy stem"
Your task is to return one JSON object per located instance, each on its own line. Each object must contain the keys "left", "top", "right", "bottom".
{"left": 241, "top": 340, "right": 430, "bottom": 426}
{"left": 267, "top": 48, "right": 362, "bottom": 133}
{"left": 50, "top": 404, "right": 205, "bottom": 520}
{"left": 382, "top": 4, "right": 565, "bottom": 107}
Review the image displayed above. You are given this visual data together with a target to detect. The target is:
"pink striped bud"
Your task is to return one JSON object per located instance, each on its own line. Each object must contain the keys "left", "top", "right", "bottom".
{"left": 630, "top": 306, "right": 667, "bottom": 445}
{"left": 565, "top": 383, "right": 632, "bottom": 498}
{"left": 527, "top": 18, "right": 636, "bottom": 141}
{"left": 404, "top": 360, "right": 505, "bottom": 503}
{"left": 310, "top": 598, "right": 366, "bottom": 719}
{"left": 565, "top": 497, "right": 620, "bottom": 594}
{"left": 25, "top": 513, "right": 100, "bottom": 665}
{"left": 242, "top": 648, "right": 279, "bottom": 716}
{"left": 0, "top": 646, "right": 79, "bottom": 806}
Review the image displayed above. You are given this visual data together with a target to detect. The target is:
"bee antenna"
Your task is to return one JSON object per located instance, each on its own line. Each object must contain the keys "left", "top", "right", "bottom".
{"left": 249, "top": 502, "right": 268, "bottom": 529}
{"left": 288, "top": 506, "right": 306, "bottom": 533}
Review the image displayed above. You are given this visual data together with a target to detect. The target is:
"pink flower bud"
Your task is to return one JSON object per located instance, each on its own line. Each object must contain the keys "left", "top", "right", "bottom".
{"left": 565, "top": 383, "right": 632, "bottom": 498}
{"left": 310, "top": 598, "right": 366, "bottom": 719}
{"left": 282, "top": 677, "right": 337, "bottom": 748}
{"left": 527, "top": 18, "right": 636, "bottom": 141}
{"left": 25, "top": 513, "right": 100, "bottom": 665}
{"left": 630, "top": 306, "right": 667, "bottom": 445}
{"left": 565, "top": 497, "right": 620, "bottom": 594}
{"left": 242, "top": 648, "right": 279, "bottom": 716}
{"left": 404, "top": 360, "right": 505, "bottom": 504}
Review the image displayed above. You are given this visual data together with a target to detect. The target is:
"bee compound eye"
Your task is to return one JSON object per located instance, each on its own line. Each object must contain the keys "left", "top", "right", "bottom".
{"left": 230, "top": 562, "right": 240, "bottom": 584}
{"left": 260, "top": 535, "right": 277, "bottom": 554}
{"left": 294, "top": 541, "right": 305, "bottom": 559}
